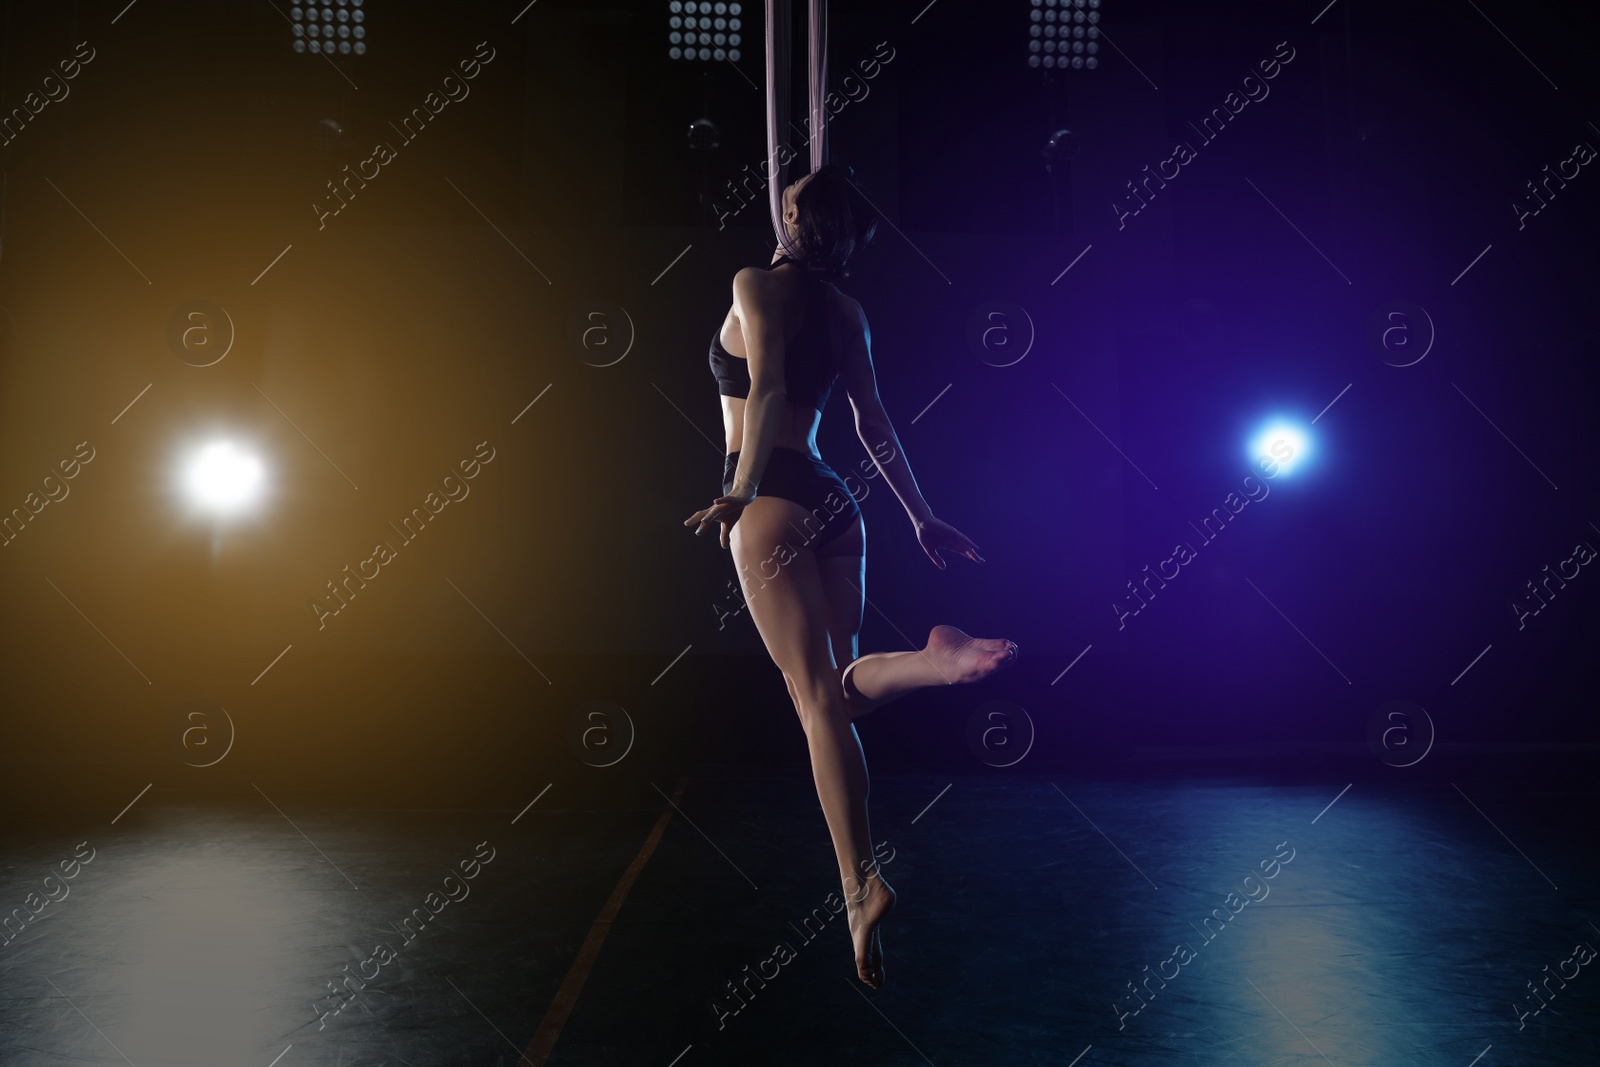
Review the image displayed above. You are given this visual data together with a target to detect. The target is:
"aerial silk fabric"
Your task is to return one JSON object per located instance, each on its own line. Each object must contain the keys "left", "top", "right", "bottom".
{"left": 766, "top": 0, "right": 828, "bottom": 259}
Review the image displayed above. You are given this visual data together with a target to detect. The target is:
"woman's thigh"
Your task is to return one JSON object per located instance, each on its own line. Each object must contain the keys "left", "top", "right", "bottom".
{"left": 814, "top": 515, "right": 865, "bottom": 669}
{"left": 730, "top": 497, "right": 843, "bottom": 706}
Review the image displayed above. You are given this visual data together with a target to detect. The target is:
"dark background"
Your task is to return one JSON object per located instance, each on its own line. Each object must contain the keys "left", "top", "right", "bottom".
{"left": 0, "top": 0, "right": 1596, "bottom": 809}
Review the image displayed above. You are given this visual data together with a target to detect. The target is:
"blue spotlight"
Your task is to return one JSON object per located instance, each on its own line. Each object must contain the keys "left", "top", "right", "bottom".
{"left": 1248, "top": 421, "right": 1309, "bottom": 477}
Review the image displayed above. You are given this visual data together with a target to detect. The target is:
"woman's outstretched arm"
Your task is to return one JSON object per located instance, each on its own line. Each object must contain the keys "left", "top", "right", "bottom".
{"left": 837, "top": 298, "right": 984, "bottom": 569}
{"left": 837, "top": 299, "right": 927, "bottom": 521}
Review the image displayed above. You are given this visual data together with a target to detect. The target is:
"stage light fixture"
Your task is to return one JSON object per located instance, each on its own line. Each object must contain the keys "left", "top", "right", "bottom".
{"left": 668, "top": 1, "right": 742, "bottom": 63}
{"left": 1249, "top": 422, "right": 1310, "bottom": 477}
{"left": 183, "top": 441, "right": 266, "bottom": 515}
{"left": 291, "top": 0, "right": 367, "bottom": 57}
{"left": 1028, "top": 0, "right": 1099, "bottom": 71}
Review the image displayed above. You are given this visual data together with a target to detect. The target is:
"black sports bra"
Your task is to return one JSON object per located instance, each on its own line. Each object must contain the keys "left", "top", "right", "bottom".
{"left": 709, "top": 256, "right": 838, "bottom": 413}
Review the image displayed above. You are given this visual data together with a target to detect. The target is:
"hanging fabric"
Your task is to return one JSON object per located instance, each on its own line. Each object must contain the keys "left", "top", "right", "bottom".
{"left": 765, "top": 0, "right": 828, "bottom": 258}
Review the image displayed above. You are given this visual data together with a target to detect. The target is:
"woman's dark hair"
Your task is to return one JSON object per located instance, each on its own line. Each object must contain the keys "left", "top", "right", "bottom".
{"left": 790, "top": 164, "right": 878, "bottom": 281}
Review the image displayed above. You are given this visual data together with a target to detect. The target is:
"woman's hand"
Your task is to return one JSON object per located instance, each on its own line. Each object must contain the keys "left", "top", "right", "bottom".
{"left": 685, "top": 494, "right": 755, "bottom": 549}
{"left": 914, "top": 516, "right": 985, "bottom": 569}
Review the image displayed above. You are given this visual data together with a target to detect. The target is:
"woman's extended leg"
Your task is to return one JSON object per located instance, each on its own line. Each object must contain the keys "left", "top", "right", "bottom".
{"left": 731, "top": 499, "right": 893, "bottom": 987}
{"left": 812, "top": 524, "right": 1017, "bottom": 718}
{"left": 840, "top": 627, "right": 1018, "bottom": 714}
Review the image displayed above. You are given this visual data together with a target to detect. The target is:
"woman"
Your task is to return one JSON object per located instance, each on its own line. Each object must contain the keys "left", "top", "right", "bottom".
{"left": 684, "top": 165, "right": 1017, "bottom": 989}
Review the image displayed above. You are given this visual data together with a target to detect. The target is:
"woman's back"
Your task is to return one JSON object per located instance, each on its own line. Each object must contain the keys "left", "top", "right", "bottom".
{"left": 710, "top": 257, "right": 854, "bottom": 455}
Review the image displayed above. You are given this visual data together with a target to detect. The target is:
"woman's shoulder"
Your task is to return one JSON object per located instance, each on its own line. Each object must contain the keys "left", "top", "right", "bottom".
{"left": 731, "top": 265, "right": 782, "bottom": 311}
{"left": 825, "top": 284, "right": 865, "bottom": 327}
{"left": 732, "top": 263, "right": 774, "bottom": 284}
{"left": 733, "top": 262, "right": 793, "bottom": 293}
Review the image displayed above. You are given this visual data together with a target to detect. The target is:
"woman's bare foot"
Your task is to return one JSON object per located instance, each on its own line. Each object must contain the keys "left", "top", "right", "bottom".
{"left": 846, "top": 873, "right": 897, "bottom": 989}
{"left": 927, "top": 624, "right": 1017, "bottom": 684}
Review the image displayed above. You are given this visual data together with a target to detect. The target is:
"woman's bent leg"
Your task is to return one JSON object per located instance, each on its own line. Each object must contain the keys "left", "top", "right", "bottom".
{"left": 841, "top": 627, "right": 1020, "bottom": 715}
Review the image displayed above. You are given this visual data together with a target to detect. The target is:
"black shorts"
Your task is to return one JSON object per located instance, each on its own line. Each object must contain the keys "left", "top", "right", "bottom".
{"left": 723, "top": 446, "right": 862, "bottom": 548}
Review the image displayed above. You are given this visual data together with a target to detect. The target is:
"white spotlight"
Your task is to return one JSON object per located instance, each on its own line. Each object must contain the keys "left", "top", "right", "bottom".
{"left": 1249, "top": 422, "right": 1310, "bottom": 477}
{"left": 184, "top": 441, "right": 265, "bottom": 514}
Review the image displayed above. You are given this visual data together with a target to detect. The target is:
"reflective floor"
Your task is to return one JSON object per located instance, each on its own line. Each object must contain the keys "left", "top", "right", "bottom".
{"left": 1, "top": 774, "right": 1595, "bottom": 1066}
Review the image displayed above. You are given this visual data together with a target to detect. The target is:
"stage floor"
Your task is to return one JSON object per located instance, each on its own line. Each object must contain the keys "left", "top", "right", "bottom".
{"left": 1, "top": 773, "right": 1595, "bottom": 1066}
